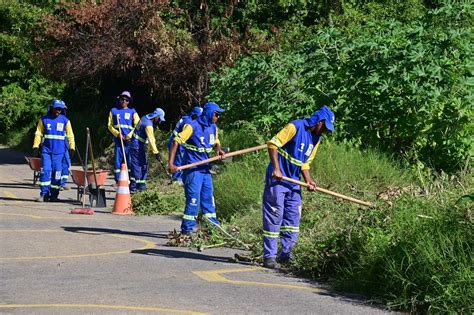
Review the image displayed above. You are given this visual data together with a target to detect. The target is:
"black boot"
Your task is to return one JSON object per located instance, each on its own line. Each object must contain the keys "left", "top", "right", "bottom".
{"left": 263, "top": 258, "right": 281, "bottom": 269}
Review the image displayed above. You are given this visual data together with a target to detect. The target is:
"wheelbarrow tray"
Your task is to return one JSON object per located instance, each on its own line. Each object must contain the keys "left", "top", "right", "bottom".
{"left": 25, "top": 156, "right": 41, "bottom": 171}
{"left": 70, "top": 169, "right": 108, "bottom": 187}
{"left": 70, "top": 169, "right": 109, "bottom": 206}
{"left": 25, "top": 156, "right": 41, "bottom": 185}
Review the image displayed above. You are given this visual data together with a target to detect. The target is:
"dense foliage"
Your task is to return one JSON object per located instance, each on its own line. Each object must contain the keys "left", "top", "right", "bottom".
{"left": 0, "top": 2, "right": 64, "bottom": 143}
{"left": 210, "top": 2, "right": 473, "bottom": 172}
{"left": 37, "top": 0, "right": 245, "bottom": 112}
{"left": 213, "top": 140, "right": 473, "bottom": 313}
{"left": 133, "top": 128, "right": 473, "bottom": 313}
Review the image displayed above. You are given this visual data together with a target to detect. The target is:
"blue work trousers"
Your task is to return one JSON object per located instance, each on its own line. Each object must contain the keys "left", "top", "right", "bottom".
{"left": 61, "top": 149, "right": 70, "bottom": 187}
{"left": 262, "top": 173, "right": 302, "bottom": 260}
{"left": 39, "top": 152, "right": 64, "bottom": 198}
{"left": 129, "top": 140, "right": 147, "bottom": 192}
{"left": 181, "top": 170, "right": 219, "bottom": 233}
{"left": 114, "top": 140, "right": 131, "bottom": 181}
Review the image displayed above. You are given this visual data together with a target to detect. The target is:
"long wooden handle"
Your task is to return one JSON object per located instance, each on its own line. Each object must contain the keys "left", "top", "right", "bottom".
{"left": 82, "top": 129, "right": 90, "bottom": 208}
{"left": 116, "top": 115, "right": 128, "bottom": 172}
{"left": 177, "top": 144, "right": 268, "bottom": 171}
{"left": 281, "top": 176, "right": 373, "bottom": 207}
{"left": 86, "top": 128, "right": 99, "bottom": 188}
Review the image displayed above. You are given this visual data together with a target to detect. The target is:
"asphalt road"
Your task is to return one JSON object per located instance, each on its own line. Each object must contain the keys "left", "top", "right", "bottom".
{"left": 0, "top": 145, "right": 389, "bottom": 314}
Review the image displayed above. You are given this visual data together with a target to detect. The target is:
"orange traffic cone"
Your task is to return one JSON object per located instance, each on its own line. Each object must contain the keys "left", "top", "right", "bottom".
{"left": 112, "top": 163, "right": 133, "bottom": 215}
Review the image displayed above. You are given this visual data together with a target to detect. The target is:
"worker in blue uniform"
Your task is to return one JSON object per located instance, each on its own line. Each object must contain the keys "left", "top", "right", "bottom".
{"left": 107, "top": 91, "right": 140, "bottom": 182}
{"left": 42, "top": 103, "right": 71, "bottom": 190}
{"left": 262, "top": 106, "right": 335, "bottom": 269}
{"left": 129, "top": 108, "right": 166, "bottom": 193}
{"left": 33, "top": 100, "right": 75, "bottom": 202}
{"left": 168, "top": 102, "right": 226, "bottom": 235}
{"left": 167, "top": 106, "right": 203, "bottom": 183}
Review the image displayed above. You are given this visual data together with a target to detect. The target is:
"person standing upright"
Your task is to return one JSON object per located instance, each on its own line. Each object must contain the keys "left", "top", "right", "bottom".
{"left": 262, "top": 106, "right": 335, "bottom": 269}
{"left": 33, "top": 100, "right": 75, "bottom": 202}
{"left": 168, "top": 102, "right": 225, "bottom": 235}
{"left": 129, "top": 108, "right": 166, "bottom": 193}
{"left": 107, "top": 91, "right": 140, "bottom": 182}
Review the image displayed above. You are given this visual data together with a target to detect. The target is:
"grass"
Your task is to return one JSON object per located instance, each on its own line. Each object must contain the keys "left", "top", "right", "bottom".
{"left": 211, "top": 132, "right": 473, "bottom": 313}
{"left": 117, "top": 127, "right": 474, "bottom": 313}
{"left": 132, "top": 180, "right": 184, "bottom": 215}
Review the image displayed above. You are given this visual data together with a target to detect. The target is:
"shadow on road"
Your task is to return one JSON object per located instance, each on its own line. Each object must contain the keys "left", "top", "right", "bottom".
{"left": 0, "top": 182, "right": 38, "bottom": 190}
{"left": 62, "top": 226, "right": 168, "bottom": 239}
{"left": 132, "top": 247, "right": 231, "bottom": 263}
{"left": 0, "top": 196, "right": 80, "bottom": 204}
{"left": 0, "top": 147, "right": 29, "bottom": 165}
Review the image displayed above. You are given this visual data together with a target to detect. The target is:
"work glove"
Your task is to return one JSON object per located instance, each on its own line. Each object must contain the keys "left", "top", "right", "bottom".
{"left": 69, "top": 149, "right": 75, "bottom": 159}
{"left": 33, "top": 148, "right": 40, "bottom": 157}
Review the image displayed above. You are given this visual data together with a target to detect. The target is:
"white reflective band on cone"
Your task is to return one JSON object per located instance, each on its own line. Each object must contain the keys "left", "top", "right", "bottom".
{"left": 119, "top": 170, "right": 129, "bottom": 181}
{"left": 117, "top": 186, "right": 130, "bottom": 194}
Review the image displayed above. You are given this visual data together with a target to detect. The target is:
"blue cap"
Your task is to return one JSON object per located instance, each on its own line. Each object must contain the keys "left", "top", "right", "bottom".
{"left": 51, "top": 99, "right": 67, "bottom": 109}
{"left": 190, "top": 106, "right": 203, "bottom": 117}
{"left": 304, "top": 106, "right": 335, "bottom": 131}
{"left": 146, "top": 108, "right": 166, "bottom": 121}
{"left": 203, "top": 102, "right": 225, "bottom": 113}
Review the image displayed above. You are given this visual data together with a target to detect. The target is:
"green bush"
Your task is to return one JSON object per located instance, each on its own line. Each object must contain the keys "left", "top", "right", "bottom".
{"left": 210, "top": 2, "right": 473, "bottom": 173}
{"left": 132, "top": 180, "right": 184, "bottom": 216}
{"left": 121, "top": 120, "right": 472, "bottom": 312}
{"left": 210, "top": 126, "right": 473, "bottom": 312}
{"left": 0, "top": 1, "right": 64, "bottom": 145}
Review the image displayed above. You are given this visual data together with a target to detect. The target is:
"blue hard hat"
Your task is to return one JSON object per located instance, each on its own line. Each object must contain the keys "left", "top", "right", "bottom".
{"left": 146, "top": 108, "right": 166, "bottom": 121}
{"left": 203, "top": 102, "right": 225, "bottom": 113}
{"left": 51, "top": 100, "right": 67, "bottom": 109}
{"left": 304, "top": 106, "right": 335, "bottom": 131}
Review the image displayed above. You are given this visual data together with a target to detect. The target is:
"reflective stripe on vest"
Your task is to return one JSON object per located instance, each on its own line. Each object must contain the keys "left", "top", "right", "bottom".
{"left": 44, "top": 135, "right": 66, "bottom": 140}
{"left": 277, "top": 147, "right": 304, "bottom": 167}
{"left": 114, "top": 124, "right": 133, "bottom": 130}
{"left": 133, "top": 133, "right": 147, "bottom": 143}
{"left": 183, "top": 143, "right": 213, "bottom": 153}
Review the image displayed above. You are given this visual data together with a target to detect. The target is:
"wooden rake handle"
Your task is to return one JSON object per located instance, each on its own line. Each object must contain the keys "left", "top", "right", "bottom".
{"left": 116, "top": 115, "right": 128, "bottom": 172}
{"left": 177, "top": 144, "right": 268, "bottom": 171}
{"left": 281, "top": 176, "right": 373, "bottom": 207}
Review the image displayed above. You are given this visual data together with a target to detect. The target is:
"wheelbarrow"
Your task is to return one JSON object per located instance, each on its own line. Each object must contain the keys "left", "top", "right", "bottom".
{"left": 25, "top": 156, "right": 41, "bottom": 186}
{"left": 70, "top": 168, "right": 108, "bottom": 207}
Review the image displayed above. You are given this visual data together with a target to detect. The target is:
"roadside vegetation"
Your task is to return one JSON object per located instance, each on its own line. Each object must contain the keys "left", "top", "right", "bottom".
{"left": 135, "top": 127, "right": 473, "bottom": 313}
{"left": 2, "top": 0, "right": 472, "bottom": 313}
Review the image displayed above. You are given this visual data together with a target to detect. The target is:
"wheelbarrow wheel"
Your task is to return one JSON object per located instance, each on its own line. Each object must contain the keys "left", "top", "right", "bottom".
{"left": 33, "top": 171, "right": 39, "bottom": 186}
{"left": 77, "top": 185, "right": 85, "bottom": 203}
